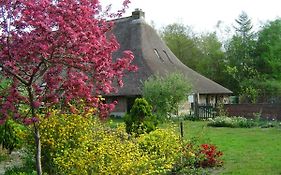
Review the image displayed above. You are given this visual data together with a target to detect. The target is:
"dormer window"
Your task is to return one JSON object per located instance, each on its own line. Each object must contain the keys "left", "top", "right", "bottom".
{"left": 163, "top": 50, "right": 173, "bottom": 64}
{"left": 154, "top": 49, "right": 164, "bottom": 62}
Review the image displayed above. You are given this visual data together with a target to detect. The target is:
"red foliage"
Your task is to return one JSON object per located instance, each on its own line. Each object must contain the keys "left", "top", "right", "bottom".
{"left": 198, "top": 144, "right": 223, "bottom": 168}
{"left": 0, "top": 0, "right": 136, "bottom": 123}
{"left": 179, "top": 142, "right": 223, "bottom": 171}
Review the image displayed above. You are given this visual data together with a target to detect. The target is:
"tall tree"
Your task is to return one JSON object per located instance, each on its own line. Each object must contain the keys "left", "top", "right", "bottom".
{"left": 255, "top": 19, "right": 281, "bottom": 78}
{"left": 161, "top": 24, "right": 228, "bottom": 88}
{"left": 254, "top": 18, "right": 281, "bottom": 102}
{"left": 0, "top": 0, "right": 135, "bottom": 174}
{"left": 160, "top": 23, "right": 203, "bottom": 71}
{"left": 197, "top": 32, "right": 227, "bottom": 85}
{"left": 225, "top": 11, "right": 258, "bottom": 101}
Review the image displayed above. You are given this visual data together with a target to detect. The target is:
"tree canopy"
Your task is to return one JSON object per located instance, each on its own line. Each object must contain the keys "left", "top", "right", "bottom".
{"left": 160, "top": 23, "right": 203, "bottom": 71}
{"left": 0, "top": 0, "right": 134, "bottom": 174}
{"left": 160, "top": 12, "right": 281, "bottom": 104}
{"left": 143, "top": 73, "right": 191, "bottom": 120}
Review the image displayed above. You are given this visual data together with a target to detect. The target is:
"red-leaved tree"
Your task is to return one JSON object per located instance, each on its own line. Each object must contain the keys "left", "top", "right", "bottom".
{"left": 0, "top": 0, "right": 135, "bottom": 174}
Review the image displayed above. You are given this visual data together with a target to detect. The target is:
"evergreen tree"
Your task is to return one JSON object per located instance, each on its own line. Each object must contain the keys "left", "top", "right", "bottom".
{"left": 225, "top": 11, "right": 258, "bottom": 102}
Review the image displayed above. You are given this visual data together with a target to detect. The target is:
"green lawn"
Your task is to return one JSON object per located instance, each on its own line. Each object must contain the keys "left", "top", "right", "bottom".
{"left": 177, "top": 121, "right": 281, "bottom": 175}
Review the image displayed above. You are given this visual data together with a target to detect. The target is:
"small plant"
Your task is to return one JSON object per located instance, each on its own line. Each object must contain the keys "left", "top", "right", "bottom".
{"left": 217, "top": 103, "right": 228, "bottom": 117}
{"left": 0, "top": 148, "right": 9, "bottom": 162}
{"left": 183, "top": 114, "right": 204, "bottom": 121}
{"left": 208, "top": 116, "right": 256, "bottom": 128}
{"left": 124, "top": 98, "right": 158, "bottom": 135}
{"left": 0, "top": 120, "right": 27, "bottom": 154}
{"left": 198, "top": 144, "right": 223, "bottom": 168}
{"left": 174, "top": 140, "right": 223, "bottom": 174}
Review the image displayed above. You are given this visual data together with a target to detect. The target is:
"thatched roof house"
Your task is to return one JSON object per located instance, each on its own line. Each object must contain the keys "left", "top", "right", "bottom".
{"left": 107, "top": 9, "right": 232, "bottom": 116}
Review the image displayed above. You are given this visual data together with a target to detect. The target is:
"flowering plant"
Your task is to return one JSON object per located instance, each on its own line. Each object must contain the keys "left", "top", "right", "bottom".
{"left": 179, "top": 142, "right": 223, "bottom": 169}
{"left": 198, "top": 144, "right": 223, "bottom": 168}
{"left": 208, "top": 116, "right": 256, "bottom": 128}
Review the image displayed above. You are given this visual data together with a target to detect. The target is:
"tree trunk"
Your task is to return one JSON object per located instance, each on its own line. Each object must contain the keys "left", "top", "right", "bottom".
{"left": 28, "top": 86, "right": 42, "bottom": 175}
{"left": 34, "top": 125, "right": 42, "bottom": 175}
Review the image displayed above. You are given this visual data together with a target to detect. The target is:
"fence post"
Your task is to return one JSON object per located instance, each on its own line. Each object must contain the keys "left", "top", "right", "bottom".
{"left": 180, "top": 121, "right": 184, "bottom": 139}
{"left": 194, "top": 93, "right": 199, "bottom": 118}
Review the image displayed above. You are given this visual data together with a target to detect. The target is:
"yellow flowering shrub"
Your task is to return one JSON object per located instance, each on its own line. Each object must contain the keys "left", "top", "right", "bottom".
{"left": 137, "top": 128, "right": 182, "bottom": 174}
{"left": 40, "top": 110, "right": 181, "bottom": 174}
{"left": 39, "top": 109, "right": 96, "bottom": 174}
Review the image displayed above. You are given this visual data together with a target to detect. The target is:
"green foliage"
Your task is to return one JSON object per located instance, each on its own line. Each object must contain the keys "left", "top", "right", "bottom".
{"left": 207, "top": 116, "right": 256, "bottom": 128}
{"left": 39, "top": 110, "right": 180, "bottom": 175}
{"left": 234, "top": 11, "right": 254, "bottom": 38}
{"left": 255, "top": 18, "right": 281, "bottom": 78}
{"left": 160, "top": 23, "right": 228, "bottom": 87}
{"left": 254, "top": 18, "right": 281, "bottom": 102}
{"left": 143, "top": 73, "right": 191, "bottom": 120}
{"left": 0, "top": 148, "right": 9, "bottom": 162}
{"left": 240, "top": 81, "right": 259, "bottom": 103}
{"left": 124, "top": 98, "right": 158, "bottom": 135}
{"left": 256, "top": 79, "right": 281, "bottom": 103}
{"left": 196, "top": 32, "right": 228, "bottom": 85}
{"left": 160, "top": 23, "right": 203, "bottom": 71}
{"left": 4, "top": 153, "right": 37, "bottom": 175}
{"left": 0, "top": 74, "right": 11, "bottom": 90}
{"left": 223, "top": 15, "right": 281, "bottom": 102}
{"left": 225, "top": 11, "right": 258, "bottom": 96}
{"left": 160, "top": 16, "right": 281, "bottom": 103}
{"left": 0, "top": 120, "right": 27, "bottom": 153}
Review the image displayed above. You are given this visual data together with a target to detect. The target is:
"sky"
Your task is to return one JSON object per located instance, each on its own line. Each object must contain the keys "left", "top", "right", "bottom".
{"left": 100, "top": 0, "right": 281, "bottom": 33}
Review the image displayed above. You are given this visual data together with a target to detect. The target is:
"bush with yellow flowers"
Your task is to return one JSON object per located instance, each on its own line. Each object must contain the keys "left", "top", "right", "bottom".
{"left": 39, "top": 109, "right": 181, "bottom": 175}
{"left": 137, "top": 128, "right": 181, "bottom": 174}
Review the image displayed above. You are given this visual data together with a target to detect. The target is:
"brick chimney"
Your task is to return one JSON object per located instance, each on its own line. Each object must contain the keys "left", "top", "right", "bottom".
{"left": 132, "top": 8, "right": 145, "bottom": 19}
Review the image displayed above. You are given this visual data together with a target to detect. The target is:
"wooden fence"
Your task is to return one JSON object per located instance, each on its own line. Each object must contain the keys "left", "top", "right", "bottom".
{"left": 224, "top": 104, "right": 281, "bottom": 120}
{"left": 196, "top": 105, "right": 216, "bottom": 119}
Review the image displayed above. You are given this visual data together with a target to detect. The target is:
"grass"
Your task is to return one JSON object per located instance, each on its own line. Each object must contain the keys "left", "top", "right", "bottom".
{"left": 110, "top": 118, "right": 281, "bottom": 174}
{"left": 178, "top": 121, "right": 281, "bottom": 175}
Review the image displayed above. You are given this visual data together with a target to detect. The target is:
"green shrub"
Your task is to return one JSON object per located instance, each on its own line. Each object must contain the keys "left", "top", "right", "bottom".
{"left": 143, "top": 73, "right": 192, "bottom": 120}
{"left": 208, "top": 116, "right": 256, "bottom": 128}
{"left": 183, "top": 114, "right": 205, "bottom": 121}
{"left": 39, "top": 109, "right": 180, "bottom": 175}
{"left": 124, "top": 98, "right": 158, "bottom": 135}
{"left": 39, "top": 109, "right": 97, "bottom": 174}
{"left": 4, "top": 152, "right": 37, "bottom": 175}
{"left": 0, "top": 148, "right": 9, "bottom": 162}
{"left": 137, "top": 128, "right": 181, "bottom": 173}
{"left": 0, "top": 120, "right": 27, "bottom": 153}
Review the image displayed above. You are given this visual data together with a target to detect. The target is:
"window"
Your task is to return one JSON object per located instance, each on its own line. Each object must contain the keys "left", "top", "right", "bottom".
{"left": 154, "top": 49, "right": 164, "bottom": 62}
{"left": 163, "top": 50, "right": 173, "bottom": 64}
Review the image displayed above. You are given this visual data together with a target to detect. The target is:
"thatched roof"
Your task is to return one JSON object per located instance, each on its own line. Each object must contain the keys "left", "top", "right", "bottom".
{"left": 110, "top": 9, "right": 232, "bottom": 96}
